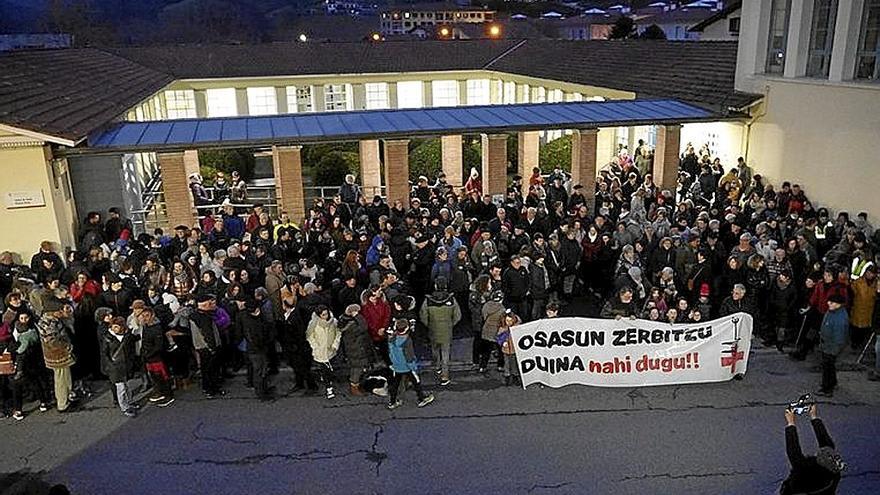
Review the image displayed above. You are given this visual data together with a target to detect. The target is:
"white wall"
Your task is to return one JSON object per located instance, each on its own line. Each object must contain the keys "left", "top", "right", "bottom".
{"left": 681, "top": 121, "right": 746, "bottom": 168}
{"left": 699, "top": 10, "right": 741, "bottom": 41}
{"left": 746, "top": 79, "right": 880, "bottom": 214}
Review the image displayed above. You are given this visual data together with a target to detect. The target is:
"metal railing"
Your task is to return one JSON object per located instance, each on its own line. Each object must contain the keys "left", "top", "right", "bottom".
{"left": 130, "top": 181, "right": 387, "bottom": 234}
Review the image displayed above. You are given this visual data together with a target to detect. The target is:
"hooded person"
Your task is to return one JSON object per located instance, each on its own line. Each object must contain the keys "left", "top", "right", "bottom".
{"left": 306, "top": 305, "right": 341, "bottom": 399}
{"left": 419, "top": 277, "right": 461, "bottom": 385}
{"left": 338, "top": 303, "right": 375, "bottom": 396}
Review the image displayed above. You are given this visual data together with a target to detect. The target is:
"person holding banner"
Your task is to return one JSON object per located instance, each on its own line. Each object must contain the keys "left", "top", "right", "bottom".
{"left": 497, "top": 309, "right": 521, "bottom": 386}
{"left": 600, "top": 287, "right": 638, "bottom": 320}
{"left": 479, "top": 291, "right": 506, "bottom": 373}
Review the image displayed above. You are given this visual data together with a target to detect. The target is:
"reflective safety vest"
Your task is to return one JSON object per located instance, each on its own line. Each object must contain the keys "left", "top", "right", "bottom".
{"left": 851, "top": 258, "right": 874, "bottom": 280}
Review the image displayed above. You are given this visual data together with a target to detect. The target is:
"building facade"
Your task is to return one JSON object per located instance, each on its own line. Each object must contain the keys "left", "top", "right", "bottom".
{"left": 736, "top": 0, "right": 880, "bottom": 216}
{"left": 379, "top": 3, "right": 496, "bottom": 35}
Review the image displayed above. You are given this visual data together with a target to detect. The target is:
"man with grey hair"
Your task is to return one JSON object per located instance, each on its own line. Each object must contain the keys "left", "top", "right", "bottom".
{"left": 338, "top": 174, "right": 361, "bottom": 206}
{"left": 719, "top": 283, "right": 754, "bottom": 317}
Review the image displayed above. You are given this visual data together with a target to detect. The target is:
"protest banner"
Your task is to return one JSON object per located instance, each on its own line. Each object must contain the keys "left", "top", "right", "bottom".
{"left": 509, "top": 312, "right": 753, "bottom": 388}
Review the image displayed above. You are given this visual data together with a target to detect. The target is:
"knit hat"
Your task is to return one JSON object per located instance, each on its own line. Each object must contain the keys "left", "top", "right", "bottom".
{"left": 345, "top": 304, "right": 360, "bottom": 316}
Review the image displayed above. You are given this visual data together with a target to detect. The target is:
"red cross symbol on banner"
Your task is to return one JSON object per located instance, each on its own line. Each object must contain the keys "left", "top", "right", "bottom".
{"left": 721, "top": 351, "right": 745, "bottom": 373}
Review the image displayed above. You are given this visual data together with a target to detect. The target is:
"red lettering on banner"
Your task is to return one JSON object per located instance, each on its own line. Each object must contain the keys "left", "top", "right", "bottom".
{"left": 721, "top": 351, "right": 744, "bottom": 373}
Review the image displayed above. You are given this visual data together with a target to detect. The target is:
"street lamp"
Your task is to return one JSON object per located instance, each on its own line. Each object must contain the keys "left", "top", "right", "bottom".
{"left": 371, "top": 32, "right": 382, "bottom": 41}
{"left": 487, "top": 24, "right": 501, "bottom": 38}
{"left": 298, "top": 33, "right": 308, "bottom": 42}
{"left": 438, "top": 26, "right": 451, "bottom": 38}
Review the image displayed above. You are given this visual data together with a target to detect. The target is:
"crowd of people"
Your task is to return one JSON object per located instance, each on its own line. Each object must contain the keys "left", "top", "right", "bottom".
{"left": 1, "top": 140, "right": 879, "bottom": 421}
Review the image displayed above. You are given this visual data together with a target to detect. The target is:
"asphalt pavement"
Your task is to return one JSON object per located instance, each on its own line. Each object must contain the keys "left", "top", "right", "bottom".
{"left": 2, "top": 298, "right": 879, "bottom": 495}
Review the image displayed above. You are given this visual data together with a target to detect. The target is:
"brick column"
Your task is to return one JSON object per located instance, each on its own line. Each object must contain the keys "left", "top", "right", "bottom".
{"left": 359, "top": 140, "right": 382, "bottom": 198}
{"left": 517, "top": 131, "right": 540, "bottom": 195}
{"left": 383, "top": 139, "right": 410, "bottom": 207}
{"left": 158, "top": 152, "right": 196, "bottom": 228}
{"left": 481, "top": 133, "right": 508, "bottom": 197}
{"left": 653, "top": 124, "right": 681, "bottom": 193}
{"left": 570, "top": 129, "right": 598, "bottom": 210}
{"left": 441, "top": 135, "right": 463, "bottom": 188}
{"left": 272, "top": 145, "right": 306, "bottom": 222}
{"left": 183, "top": 149, "right": 200, "bottom": 179}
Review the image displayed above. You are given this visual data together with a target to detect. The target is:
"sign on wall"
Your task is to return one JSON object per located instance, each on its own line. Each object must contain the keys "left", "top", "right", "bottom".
{"left": 509, "top": 313, "right": 753, "bottom": 388}
{"left": 4, "top": 190, "right": 46, "bottom": 209}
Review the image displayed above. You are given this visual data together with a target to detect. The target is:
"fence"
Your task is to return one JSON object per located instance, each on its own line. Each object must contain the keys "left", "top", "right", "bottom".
{"left": 130, "top": 182, "right": 386, "bottom": 235}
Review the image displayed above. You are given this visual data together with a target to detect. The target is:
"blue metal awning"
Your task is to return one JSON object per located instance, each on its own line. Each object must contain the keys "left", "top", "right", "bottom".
{"left": 85, "top": 99, "right": 720, "bottom": 153}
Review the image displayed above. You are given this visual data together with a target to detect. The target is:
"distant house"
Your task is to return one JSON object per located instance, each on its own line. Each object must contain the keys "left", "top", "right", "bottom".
{"left": 688, "top": 1, "right": 741, "bottom": 41}
{"left": 634, "top": 6, "right": 716, "bottom": 40}
{"left": 379, "top": 2, "right": 496, "bottom": 35}
{"left": 0, "top": 34, "right": 72, "bottom": 52}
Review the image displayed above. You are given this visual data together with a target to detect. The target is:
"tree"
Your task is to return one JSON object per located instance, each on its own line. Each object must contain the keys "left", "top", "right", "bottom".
{"left": 538, "top": 135, "right": 571, "bottom": 173}
{"left": 409, "top": 139, "right": 442, "bottom": 182}
{"left": 640, "top": 24, "right": 667, "bottom": 40}
{"left": 314, "top": 151, "right": 359, "bottom": 186}
{"left": 609, "top": 16, "right": 636, "bottom": 40}
{"left": 199, "top": 148, "right": 256, "bottom": 181}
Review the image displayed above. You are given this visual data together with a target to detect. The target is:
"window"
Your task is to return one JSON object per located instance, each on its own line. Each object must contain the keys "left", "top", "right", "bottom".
{"left": 397, "top": 81, "right": 423, "bottom": 108}
{"left": 246, "top": 87, "right": 277, "bottom": 115}
{"left": 805, "top": 1, "right": 838, "bottom": 78}
{"left": 502, "top": 81, "right": 516, "bottom": 104}
{"left": 365, "top": 82, "right": 389, "bottom": 110}
{"left": 431, "top": 80, "right": 459, "bottom": 107}
{"left": 164, "top": 90, "right": 197, "bottom": 119}
{"left": 855, "top": 0, "right": 880, "bottom": 80}
{"left": 728, "top": 17, "right": 741, "bottom": 35}
{"left": 324, "top": 84, "right": 352, "bottom": 111}
{"left": 206, "top": 88, "right": 237, "bottom": 117}
{"left": 532, "top": 86, "right": 547, "bottom": 103}
{"left": 466, "top": 79, "right": 490, "bottom": 105}
{"left": 520, "top": 84, "right": 530, "bottom": 103}
{"left": 548, "top": 89, "right": 564, "bottom": 103}
{"left": 285, "top": 86, "right": 313, "bottom": 113}
{"left": 765, "top": 0, "right": 792, "bottom": 74}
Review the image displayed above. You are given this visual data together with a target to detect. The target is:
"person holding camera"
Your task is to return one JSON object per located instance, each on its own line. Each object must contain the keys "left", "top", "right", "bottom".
{"left": 781, "top": 404, "right": 844, "bottom": 494}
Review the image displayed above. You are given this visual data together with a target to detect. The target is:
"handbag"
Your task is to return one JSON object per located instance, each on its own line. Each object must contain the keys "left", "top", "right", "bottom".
{"left": 0, "top": 351, "right": 16, "bottom": 375}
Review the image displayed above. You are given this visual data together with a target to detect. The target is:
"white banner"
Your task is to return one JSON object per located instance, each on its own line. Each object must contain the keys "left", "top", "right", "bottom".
{"left": 509, "top": 313, "right": 753, "bottom": 388}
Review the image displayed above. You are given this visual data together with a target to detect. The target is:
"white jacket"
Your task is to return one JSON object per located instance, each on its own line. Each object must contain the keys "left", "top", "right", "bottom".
{"left": 306, "top": 314, "right": 341, "bottom": 363}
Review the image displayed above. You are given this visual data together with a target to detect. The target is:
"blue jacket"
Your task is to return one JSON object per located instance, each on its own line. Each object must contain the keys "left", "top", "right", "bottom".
{"left": 388, "top": 334, "right": 418, "bottom": 373}
{"left": 223, "top": 214, "right": 245, "bottom": 239}
{"left": 819, "top": 307, "right": 848, "bottom": 356}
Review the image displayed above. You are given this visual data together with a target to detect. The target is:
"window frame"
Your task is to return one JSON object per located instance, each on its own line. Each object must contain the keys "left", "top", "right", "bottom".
{"left": 246, "top": 87, "right": 278, "bottom": 116}
{"left": 765, "top": 0, "right": 793, "bottom": 74}
{"left": 805, "top": 0, "right": 838, "bottom": 78}
{"left": 205, "top": 87, "right": 238, "bottom": 118}
{"left": 364, "top": 82, "right": 390, "bottom": 110}
{"left": 855, "top": 0, "right": 880, "bottom": 80}
{"left": 431, "top": 80, "right": 460, "bottom": 107}
{"left": 466, "top": 79, "right": 490, "bottom": 106}
{"left": 164, "top": 89, "right": 197, "bottom": 119}
{"left": 323, "top": 83, "right": 352, "bottom": 112}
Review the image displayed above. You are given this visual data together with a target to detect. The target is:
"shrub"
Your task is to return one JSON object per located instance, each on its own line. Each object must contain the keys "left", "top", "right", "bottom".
{"left": 539, "top": 135, "right": 572, "bottom": 173}
{"left": 199, "top": 148, "right": 256, "bottom": 180}
{"left": 314, "top": 150, "right": 359, "bottom": 186}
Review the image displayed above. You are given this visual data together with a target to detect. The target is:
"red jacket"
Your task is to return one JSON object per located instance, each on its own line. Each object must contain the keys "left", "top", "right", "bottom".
{"left": 69, "top": 280, "right": 100, "bottom": 304}
{"left": 360, "top": 298, "right": 391, "bottom": 342}
{"left": 809, "top": 281, "right": 849, "bottom": 314}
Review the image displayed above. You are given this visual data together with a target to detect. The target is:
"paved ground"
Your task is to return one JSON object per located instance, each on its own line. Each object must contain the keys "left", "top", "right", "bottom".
{"left": 2, "top": 299, "right": 879, "bottom": 495}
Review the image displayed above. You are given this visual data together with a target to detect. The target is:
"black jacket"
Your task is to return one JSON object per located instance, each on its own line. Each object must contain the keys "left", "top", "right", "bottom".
{"left": 240, "top": 312, "right": 275, "bottom": 355}
{"left": 781, "top": 419, "right": 841, "bottom": 495}
{"left": 141, "top": 322, "right": 166, "bottom": 363}
{"left": 502, "top": 266, "right": 530, "bottom": 301}
{"left": 99, "top": 331, "right": 138, "bottom": 383}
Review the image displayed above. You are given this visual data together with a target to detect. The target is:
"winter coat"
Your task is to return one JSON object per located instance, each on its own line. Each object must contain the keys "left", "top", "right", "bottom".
{"left": 419, "top": 291, "right": 462, "bottom": 346}
{"left": 768, "top": 280, "right": 798, "bottom": 328}
{"left": 140, "top": 322, "right": 166, "bottom": 364}
{"left": 338, "top": 314, "right": 374, "bottom": 368}
{"left": 99, "top": 331, "right": 138, "bottom": 383}
{"left": 37, "top": 315, "right": 75, "bottom": 369}
{"left": 502, "top": 266, "right": 530, "bottom": 301}
{"left": 449, "top": 257, "right": 473, "bottom": 294}
{"left": 849, "top": 277, "right": 876, "bottom": 328}
{"left": 264, "top": 271, "right": 286, "bottom": 321}
{"left": 529, "top": 262, "right": 550, "bottom": 300}
{"left": 306, "top": 314, "right": 341, "bottom": 364}
{"left": 360, "top": 291, "right": 391, "bottom": 343}
{"left": 718, "top": 296, "right": 754, "bottom": 318}
{"left": 481, "top": 300, "right": 505, "bottom": 342}
{"left": 240, "top": 311, "right": 275, "bottom": 355}
{"left": 819, "top": 307, "right": 848, "bottom": 356}
{"left": 388, "top": 333, "right": 418, "bottom": 373}
{"left": 600, "top": 298, "right": 638, "bottom": 319}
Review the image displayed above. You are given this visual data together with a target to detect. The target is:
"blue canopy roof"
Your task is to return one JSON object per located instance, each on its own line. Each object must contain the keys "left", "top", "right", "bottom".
{"left": 86, "top": 99, "right": 718, "bottom": 152}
